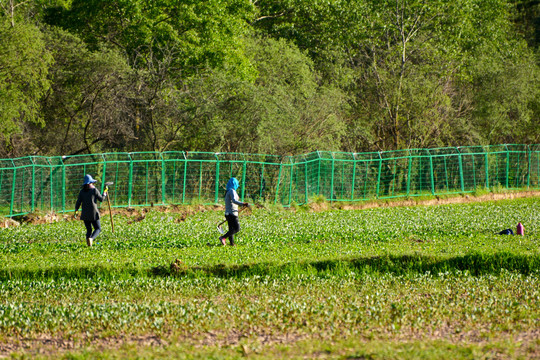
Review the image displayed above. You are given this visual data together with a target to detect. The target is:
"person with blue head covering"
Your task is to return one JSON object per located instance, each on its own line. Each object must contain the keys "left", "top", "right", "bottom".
{"left": 219, "top": 177, "right": 249, "bottom": 246}
{"left": 74, "top": 174, "right": 107, "bottom": 247}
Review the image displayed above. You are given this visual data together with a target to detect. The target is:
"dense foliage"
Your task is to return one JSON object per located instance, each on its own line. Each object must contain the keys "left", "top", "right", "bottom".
{"left": 0, "top": 0, "right": 539, "bottom": 157}
{"left": 1, "top": 197, "right": 539, "bottom": 358}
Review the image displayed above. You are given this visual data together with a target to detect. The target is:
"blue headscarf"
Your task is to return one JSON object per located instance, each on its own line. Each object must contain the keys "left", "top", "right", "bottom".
{"left": 226, "top": 177, "right": 239, "bottom": 191}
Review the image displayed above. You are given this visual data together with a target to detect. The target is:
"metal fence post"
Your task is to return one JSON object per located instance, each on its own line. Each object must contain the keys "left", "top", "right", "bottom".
{"left": 31, "top": 158, "right": 35, "bottom": 212}
{"left": 316, "top": 151, "right": 321, "bottom": 195}
{"left": 505, "top": 144, "right": 510, "bottom": 189}
{"left": 341, "top": 158, "right": 346, "bottom": 199}
{"left": 113, "top": 159, "right": 119, "bottom": 207}
{"left": 288, "top": 160, "right": 294, "bottom": 206}
{"left": 274, "top": 161, "right": 283, "bottom": 205}
{"left": 428, "top": 150, "right": 435, "bottom": 195}
{"left": 101, "top": 155, "right": 107, "bottom": 195}
{"left": 20, "top": 164, "right": 25, "bottom": 214}
{"left": 182, "top": 152, "right": 188, "bottom": 204}
{"left": 128, "top": 153, "right": 133, "bottom": 207}
{"left": 304, "top": 157, "right": 308, "bottom": 204}
{"left": 484, "top": 150, "right": 489, "bottom": 189}
{"left": 363, "top": 161, "right": 369, "bottom": 200}
{"left": 172, "top": 158, "right": 177, "bottom": 203}
{"left": 376, "top": 152, "right": 382, "bottom": 198}
{"left": 471, "top": 152, "right": 476, "bottom": 190}
{"left": 0, "top": 167, "right": 3, "bottom": 210}
{"left": 457, "top": 147, "right": 465, "bottom": 193}
{"left": 241, "top": 160, "right": 246, "bottom": 202}
{"left": 527, "top": 145, "right": 531, "bottom": 189}
{"left": 61, "top": 159, "right": 66, "bottom": 213}
{"left": 351, "top": 154, "right": 357, "bottom": 201}
{"left": 535, "top": 148, "right": 540, "bottom": 187}
{"left": 406, "top": 151, "right": 412, "bottom": 196}
{"left": 259, "top": 163, "right": 265, "bottom": 201}
{"left": 161, "top": 153, "right": 166, "bottom": 205}
{"left": 48, "top": 158, "right": 54, "bottom": 212}
{"left": 198, "top": 162, "right": 203, "bottom": 203}
{"left": 146, "top": 161, "right": 150, "bottom": 205}
{"left": 214, "top": 153, "right": 220, "bottom": 204}
{"left": 330, "top": 153, "right": 335, "bottom": 202}
{"left": 9, "top": 161, "right": 16, "bottom": 217}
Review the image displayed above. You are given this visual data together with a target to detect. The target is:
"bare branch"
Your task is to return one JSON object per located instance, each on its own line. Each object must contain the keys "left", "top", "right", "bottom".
{"left": 251, "top": 11, "right": 286, "bottom": 25}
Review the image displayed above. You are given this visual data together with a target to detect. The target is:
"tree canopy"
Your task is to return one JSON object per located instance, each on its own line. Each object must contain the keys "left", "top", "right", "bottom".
{"left": 0, "top": 0, "right": 538, "bottom": 157}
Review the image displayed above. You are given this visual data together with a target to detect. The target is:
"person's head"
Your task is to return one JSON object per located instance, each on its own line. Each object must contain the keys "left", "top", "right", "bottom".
{"left": 83, "top": 174, "right": 97, "bottom": 189}
{"left": 226, "top": 177, "right": 239, "bottom": 191}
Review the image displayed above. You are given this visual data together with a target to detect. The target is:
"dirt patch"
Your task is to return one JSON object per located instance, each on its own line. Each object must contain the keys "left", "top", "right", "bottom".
{"left": 10, "top": 212, "right": 66, "bottom": 226}
{"left": 0, "top": 334, "right": 169, "bottom": 357}
{"left": 0, "top": 217, "right": 20, "bottom": 228}
{"left": 3, "top": 191, "right": 539, "bottom": 229}
{"left": 2, "top": 328, "right": 540, "bottom": 358}
{"left": 337, "top": 190, "right": 540, "bottom": 212}
{"left": 308, "top": 201, "right": 331, "bottom": 212}
{"left": 0, "top": 331, "right": 309, "bottom": 357}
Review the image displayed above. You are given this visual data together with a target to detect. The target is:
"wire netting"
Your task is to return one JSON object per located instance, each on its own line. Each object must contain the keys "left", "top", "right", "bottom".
{"left": 1, "top": 144, "right": 538, "bottom": 216}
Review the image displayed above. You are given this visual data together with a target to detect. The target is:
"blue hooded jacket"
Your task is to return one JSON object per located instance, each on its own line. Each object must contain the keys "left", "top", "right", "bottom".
{"left": 224, "top": 177, "right": 243, "bottom": 215}
{"left": 226, "top": 178, "right": 239, "bottom": 191}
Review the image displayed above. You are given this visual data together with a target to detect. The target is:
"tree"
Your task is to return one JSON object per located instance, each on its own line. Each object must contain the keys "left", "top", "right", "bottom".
{"left": 468, "top": 41, "right": 540, "bottom": 144}
{"left": 193, "top": 36, "right": 347, "bottom": 155}
{"left": 243, "top": 37, "right": 346, "bottom": 154}
{"left": 45, "top": 0, "right": 256, "bottom": 78}
{"left": 253, "top": 0, "right": 538, "bottom": 151}
{"left": 509, "top": 0, "right": 540, "bottom": 50}
{"left": 0, "top": 17, "right": 52, "bottom": 157}
{"left": 34, "top": 27, "right": 137, "bottom": 156}
{"left": 131, "top": 36, "right": 347, "bottom": 155}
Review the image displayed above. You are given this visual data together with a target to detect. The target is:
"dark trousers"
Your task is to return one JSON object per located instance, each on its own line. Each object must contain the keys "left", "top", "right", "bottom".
{"left": 84, "top": 219, "right": 101, "bottom": 239}
{"left": 222, "top": 215, "right": 240, "bottom": 245}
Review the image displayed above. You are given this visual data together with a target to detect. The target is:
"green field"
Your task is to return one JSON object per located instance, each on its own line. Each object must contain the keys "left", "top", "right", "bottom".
{"left": 1, "top": 197, "right": 540, "bottom": 359}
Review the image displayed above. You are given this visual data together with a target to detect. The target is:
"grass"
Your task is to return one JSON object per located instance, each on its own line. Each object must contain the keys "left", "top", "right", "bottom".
{"left": 1, "top": 197, "right": 539, "bottom": 358}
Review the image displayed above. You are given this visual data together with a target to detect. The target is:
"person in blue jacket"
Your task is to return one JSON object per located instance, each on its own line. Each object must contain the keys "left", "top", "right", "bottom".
{"left": 74, "top": 174, "right": 107, "bottom": 247}
{"left": 219, "top": 177, "right": 249, "bottom": 246}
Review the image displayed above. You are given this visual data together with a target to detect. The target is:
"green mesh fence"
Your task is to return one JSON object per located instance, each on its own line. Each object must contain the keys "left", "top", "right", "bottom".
{"left": 1, "top": 144, "right": 539, "bottom": 217}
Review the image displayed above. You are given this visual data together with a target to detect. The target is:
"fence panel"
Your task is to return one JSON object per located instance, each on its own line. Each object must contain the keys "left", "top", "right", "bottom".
{"left": 182, "top": 152, "right": 217, "bottom": 204}
{"left": 63, "top": 154, "right": 105, "bottom": 212}
{"left": 0, "top": 160, "right": 16, "bottom": 216}
{"left": 506, "top": 144, "right": 529, "bottom": 189}
{"left": 459, "top": 146, "right": 487, "bottom": 191}
{"left": 350, "top": 153, "right": 380, "bottom": 200}
{"left": 485, "top": 145, "right": 509, "bottom": 189}
{"left": 408, "top": 149, "right": 434, "bottom": 196}
{"left": 162, "top": 152, "right": 186, "bottom": 205}
{"left": 128, "top": 152, "right": 164, "bottom": 206}
{"left": 1, "top": 144, "right": 538, "bottom": 216}
{"left": 101, "top": 153, "right": 132, "bottom": 207}
{"left": 428, "top": 148, "right": 462, "bottom": 195}
{"left": 378, "top": 150, "right": 410, "bottom": 199}
{"left": 531, "top": 145, "right": 540, "bottom": 189}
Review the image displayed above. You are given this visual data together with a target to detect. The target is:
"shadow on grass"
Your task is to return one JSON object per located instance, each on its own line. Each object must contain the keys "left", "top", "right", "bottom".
{"left": 2, "top": 252, "right": 539, "bottom": 281}
{"left": 157, "top": 252, "right": 540, "bottom": 279}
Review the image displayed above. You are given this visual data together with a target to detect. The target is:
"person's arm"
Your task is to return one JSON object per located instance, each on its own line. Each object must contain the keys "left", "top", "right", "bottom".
{"left": 94, "top": 188, "right": 106, "bottom": 202}
{"left": 74, "top": 192, "right": 82, "bottom": 217}
{"left": 231, "top": 190, "right": 249, "bottom": 207}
